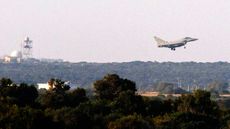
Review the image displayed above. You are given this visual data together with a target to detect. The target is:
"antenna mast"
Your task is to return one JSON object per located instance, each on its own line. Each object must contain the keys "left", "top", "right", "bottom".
{"left": 22, "top": 37, "right": 33, "bottom": 59}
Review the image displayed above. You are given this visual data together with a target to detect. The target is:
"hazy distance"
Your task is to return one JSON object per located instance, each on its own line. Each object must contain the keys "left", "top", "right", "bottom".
{"left": 0, "top": 0, "right": 230, "bottom": 63}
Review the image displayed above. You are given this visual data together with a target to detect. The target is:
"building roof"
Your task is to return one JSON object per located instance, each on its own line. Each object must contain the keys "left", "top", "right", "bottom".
{"left": 10, "top": 50, "right": 22, "bottom": 58}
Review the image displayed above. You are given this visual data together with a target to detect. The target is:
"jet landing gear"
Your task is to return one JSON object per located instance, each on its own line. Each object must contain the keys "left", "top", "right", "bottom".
{"left": 184, "top": 46, "right": 186, "bottom": 49}
{"left": 171, "top": 48, "right": 176, "bottom": 51}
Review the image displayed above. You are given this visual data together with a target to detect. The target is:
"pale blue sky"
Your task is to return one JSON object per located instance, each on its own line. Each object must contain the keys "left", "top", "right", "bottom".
{"left": 0, "top": 0, "right": 230, "bottom": 62}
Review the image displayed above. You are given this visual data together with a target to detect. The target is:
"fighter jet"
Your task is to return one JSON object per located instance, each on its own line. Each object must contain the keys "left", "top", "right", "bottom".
{"left": 154, "top": 36, "right": 198, "bottom": 50}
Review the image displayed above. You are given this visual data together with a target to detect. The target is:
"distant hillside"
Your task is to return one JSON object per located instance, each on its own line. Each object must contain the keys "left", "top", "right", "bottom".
{"left": 0, "top": 61, "right": 230, "bottom": 89}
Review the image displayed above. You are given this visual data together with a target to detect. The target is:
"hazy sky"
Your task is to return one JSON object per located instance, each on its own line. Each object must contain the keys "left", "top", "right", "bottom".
{"left": 0, "top": 0, "right": 230, "bottom": 62}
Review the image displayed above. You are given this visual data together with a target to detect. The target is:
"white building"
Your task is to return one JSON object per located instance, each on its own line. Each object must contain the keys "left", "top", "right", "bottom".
{"left": 37, "top": 83, "right": 52, "bottom": 90}
{"left": 3, "top": 50, "right": 22, "bottom": 63}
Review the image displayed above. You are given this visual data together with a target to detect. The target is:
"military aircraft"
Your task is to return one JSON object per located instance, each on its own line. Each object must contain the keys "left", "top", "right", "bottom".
{"left": 154, "top": 36, "right": 198, "bottom": 50}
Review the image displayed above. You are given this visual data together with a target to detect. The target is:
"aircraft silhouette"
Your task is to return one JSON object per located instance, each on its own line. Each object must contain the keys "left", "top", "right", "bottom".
{"left": 154, "top": 36, "right": 198, "bottom": 50}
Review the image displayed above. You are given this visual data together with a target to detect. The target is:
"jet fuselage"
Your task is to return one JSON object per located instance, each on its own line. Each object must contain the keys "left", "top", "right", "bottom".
{"left": 154, "top": 36, "right": 198, "bottom": 50}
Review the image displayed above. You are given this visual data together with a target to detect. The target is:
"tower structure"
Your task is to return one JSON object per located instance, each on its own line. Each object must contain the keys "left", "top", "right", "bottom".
{"left": 22, "top": 37, "right": 33, "bottom": 58}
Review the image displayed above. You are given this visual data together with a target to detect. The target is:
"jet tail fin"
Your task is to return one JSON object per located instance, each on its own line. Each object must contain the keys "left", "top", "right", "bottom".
{"left": 154, "top": 36, "right": 168, "bottom": 46}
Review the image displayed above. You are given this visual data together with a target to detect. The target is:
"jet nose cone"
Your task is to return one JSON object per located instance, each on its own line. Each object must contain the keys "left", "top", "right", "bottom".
{"left": 191, "top": 38, "right": 198, "bottom": 41}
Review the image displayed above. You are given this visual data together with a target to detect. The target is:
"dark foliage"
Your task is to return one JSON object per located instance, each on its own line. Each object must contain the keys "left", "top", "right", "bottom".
{"left": 1, "top": 61, "right": 230, "bottom": 89}
{"left": 0, "top": 75, "right": 228, "bottom": 129}
{"left": 94, "top": 74, "right": 136, "bottom": 100}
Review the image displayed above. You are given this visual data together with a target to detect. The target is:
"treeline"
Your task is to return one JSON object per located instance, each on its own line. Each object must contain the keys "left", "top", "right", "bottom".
{"left": 1, "top": 75, "right": 230, "bottom": 129}
{"left": 1, "top": 61, "right": 230, "bottom": 89}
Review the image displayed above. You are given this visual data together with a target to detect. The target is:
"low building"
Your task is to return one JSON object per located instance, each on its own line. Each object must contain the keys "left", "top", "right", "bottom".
{"left": 37, "top": 83, "right": 52, "bottom": 90}
{"left": 37, "top": 81, "right": 76, "bottom": 90}
{"left": 3, "top": 50, "right": 22, "bottom": 63}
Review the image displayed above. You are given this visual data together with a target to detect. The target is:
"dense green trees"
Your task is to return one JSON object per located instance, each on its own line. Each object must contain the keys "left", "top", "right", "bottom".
{"left": 0, "top": 77, "right": 13, "bottom": 87}
{"left": 108, "top": 114, "right": 152, "bottom": 129}
{"left": 0, "top": 105, "right": 59, "bottom": 129}
{"left": 67, "top": 88, "right": 88, "bottom": 107}
{"left": 37, "top": 88, "right": 88, "bottom": 108}
{"left": 94, "top": 74, "right": 136, "bottom": 100}
{"left": 0, "top": 75, "right": 230, "bottom": 129}
{"left": 0, "top": 81, "right": 38, "bottom": 106}
{"left": 176, "top": 90, "right": 219, "bottom": 116}
{"left": 1, "top": 61, "right": 230, "bottom": 91}
{"left": 49, "top": 78, "right": 70, "bottom": 93}
{"left": 153, "top": 112, "right": 220, "bottom": 129}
